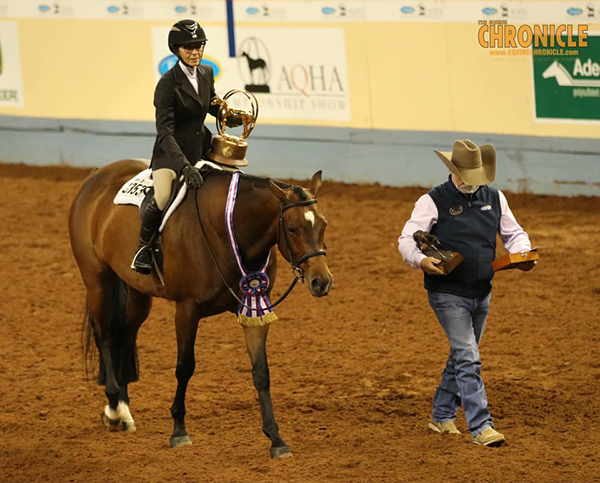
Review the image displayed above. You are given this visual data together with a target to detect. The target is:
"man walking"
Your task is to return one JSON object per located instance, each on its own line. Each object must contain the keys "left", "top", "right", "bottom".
{"left": 398, "top": 140, "right": 535, "bottom": 447}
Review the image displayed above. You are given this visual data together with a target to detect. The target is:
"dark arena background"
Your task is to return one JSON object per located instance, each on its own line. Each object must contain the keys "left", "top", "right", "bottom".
{"left": 1, "top": 1, "right": 599, "bottom": 482}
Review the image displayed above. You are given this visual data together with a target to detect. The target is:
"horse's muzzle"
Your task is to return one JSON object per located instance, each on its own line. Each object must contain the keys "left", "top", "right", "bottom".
{"left": 309, "top": 275, "right": 333, "bottom": 297}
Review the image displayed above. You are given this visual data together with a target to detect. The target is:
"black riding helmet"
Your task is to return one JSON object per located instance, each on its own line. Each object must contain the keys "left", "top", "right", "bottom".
{"left": 168, "top": 19, "right": 208, "bottom": 54}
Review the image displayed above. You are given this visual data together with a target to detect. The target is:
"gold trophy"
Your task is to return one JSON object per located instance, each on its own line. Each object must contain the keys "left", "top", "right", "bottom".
{"left": 207, "top": 89, "right": 259, "bottom": 168}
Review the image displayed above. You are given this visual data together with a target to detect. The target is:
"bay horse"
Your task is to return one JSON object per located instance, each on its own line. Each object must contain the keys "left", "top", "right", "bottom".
{"left": 68, "top": 159, "right": 332, "bottom": 458}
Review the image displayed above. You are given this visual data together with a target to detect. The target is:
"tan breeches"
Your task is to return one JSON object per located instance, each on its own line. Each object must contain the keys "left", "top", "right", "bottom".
{"left": 153, "top": 168, "right": 177, "bottom": 211}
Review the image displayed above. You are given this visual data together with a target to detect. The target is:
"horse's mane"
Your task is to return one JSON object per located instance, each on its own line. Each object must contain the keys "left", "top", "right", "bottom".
{"left": 207, "top": 169, "right": 308, "bottom": 201}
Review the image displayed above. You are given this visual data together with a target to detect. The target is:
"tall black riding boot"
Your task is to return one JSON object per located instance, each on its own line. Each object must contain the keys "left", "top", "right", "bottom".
{"left": 131, "top": 197, "right": 163, "bottom": 275}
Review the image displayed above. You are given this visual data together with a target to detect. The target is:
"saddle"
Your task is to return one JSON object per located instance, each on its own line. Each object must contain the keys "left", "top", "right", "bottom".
{"left": 115, "top": 160, "right": 240, "bottom": 283}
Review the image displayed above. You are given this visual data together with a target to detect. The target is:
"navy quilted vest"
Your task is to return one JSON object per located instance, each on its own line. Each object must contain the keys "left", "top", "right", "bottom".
{"left": 424, "top": 178, "right": 501, "bottom": 298}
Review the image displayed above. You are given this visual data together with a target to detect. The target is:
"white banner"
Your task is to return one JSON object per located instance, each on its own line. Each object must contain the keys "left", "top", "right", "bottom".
{"left": 0, "top": 21, "right": 24, "bottom": 108}
{"left": 152, "top": 27, "right": 351, "bottom": 121}
{"left": 2, "top": 1, "right": 600, "bottom": 23}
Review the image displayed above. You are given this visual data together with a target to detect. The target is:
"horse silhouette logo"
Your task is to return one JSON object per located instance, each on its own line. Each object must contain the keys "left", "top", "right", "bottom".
{"left": 542, "top": 60, "right": 600, "bottom": 87}
{"left": 237, "top": 37, "right": 271, "bottom": 93}
{"left": 587, "top": 4, "right": 596, "bottom": 17}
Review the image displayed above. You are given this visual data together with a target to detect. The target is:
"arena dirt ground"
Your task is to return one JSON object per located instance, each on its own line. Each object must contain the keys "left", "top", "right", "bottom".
{"left": 0, "top": 162, "right": 599, "bottom": 483}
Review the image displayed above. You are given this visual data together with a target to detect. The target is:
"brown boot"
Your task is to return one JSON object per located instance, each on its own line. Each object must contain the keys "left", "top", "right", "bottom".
{"left": 473, "top": 427, "right": 506, "bottom": 447}
{"left": 428, "top": 420, "right": 461, "bottom": 434}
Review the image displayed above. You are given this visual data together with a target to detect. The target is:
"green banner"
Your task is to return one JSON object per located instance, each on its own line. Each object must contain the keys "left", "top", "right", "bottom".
{"left": 533, "top": 36, "right": 600, "bottom": 121}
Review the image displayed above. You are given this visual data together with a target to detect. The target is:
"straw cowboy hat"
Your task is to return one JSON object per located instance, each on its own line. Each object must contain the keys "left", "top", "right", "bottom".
{"left": 434, "top": 140, "right": 496, "bottom": 186}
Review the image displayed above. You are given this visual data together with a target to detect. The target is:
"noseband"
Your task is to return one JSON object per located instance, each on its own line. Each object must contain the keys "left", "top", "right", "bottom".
{"left": 279, "top": 199, "right": 327, "bottom": 281}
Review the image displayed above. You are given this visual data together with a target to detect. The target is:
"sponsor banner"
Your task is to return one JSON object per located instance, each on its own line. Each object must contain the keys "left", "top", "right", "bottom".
{"left": 0, "top": 21, "right": 24, "bottom": 108}
{"left": 1, "top": 1, "right": 600, "bottom": 23}
{"left": 533, "top": 35, "right": 600, "bottom": 121}
{"left": 152, "top": 27, "right": 351, "bottom": 121}
{"left": 4, "top": 0, "right": 220, "bottom": 20}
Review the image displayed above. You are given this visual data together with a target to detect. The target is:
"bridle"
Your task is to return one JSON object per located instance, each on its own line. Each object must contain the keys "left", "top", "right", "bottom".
{"left": 279, "top": 199, "right": 327, "bottom": 281}
{"left": 194, "top": 192, "right": 327, "bottom": 311}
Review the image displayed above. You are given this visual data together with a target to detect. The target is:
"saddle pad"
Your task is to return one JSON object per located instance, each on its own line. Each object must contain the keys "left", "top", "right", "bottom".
{"left": 113, "top": 160, "right": 225, "bottom": 233}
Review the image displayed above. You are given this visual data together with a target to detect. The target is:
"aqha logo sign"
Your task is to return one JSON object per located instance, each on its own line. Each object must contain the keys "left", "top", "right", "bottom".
{"left": 237, "top": 37, "right": 344, "bottom": 98}
{"left": 234, "top": 29, "right": 350, "bottom": 121}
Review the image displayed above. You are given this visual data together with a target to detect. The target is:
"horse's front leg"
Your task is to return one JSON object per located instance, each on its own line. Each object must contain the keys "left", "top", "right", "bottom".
{"left": 170, "top": 299, "right": 201, "bottom": 448}
{"left": 244, "top": 325, "right": 292, "bottom": 459}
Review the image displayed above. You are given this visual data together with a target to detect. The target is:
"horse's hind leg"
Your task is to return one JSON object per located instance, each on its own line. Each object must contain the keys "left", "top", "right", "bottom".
{"left": 244, "top": 325, "right": 292, "bottom": 459}
{"left": 85, "top": 273, "right": 148, "bottom": 432}
{"left": 85, "top": 275, "right": 123, "bottom": 430}
{"left": 114, "top": 287, "right": 152, "bottom": 432}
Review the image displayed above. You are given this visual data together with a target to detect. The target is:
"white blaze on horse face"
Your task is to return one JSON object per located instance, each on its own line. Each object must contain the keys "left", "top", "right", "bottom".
{"left": 304, "top": 211, "right": 315, "bottom": 227}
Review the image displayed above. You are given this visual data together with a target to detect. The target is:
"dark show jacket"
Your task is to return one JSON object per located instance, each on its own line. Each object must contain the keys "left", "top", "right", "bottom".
{"left": 150, "top": 63, "right": 220, "bottom": 173}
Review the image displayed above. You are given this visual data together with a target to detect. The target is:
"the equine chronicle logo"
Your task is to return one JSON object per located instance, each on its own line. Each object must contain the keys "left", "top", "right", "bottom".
{"left": 478, "top": 21, "right": 588, "bottom": 53}
{"left": 237, "top": 37, "right": 271, "bottom": 93}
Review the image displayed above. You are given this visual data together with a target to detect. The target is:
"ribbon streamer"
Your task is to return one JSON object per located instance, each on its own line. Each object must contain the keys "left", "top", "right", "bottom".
{"left": 225, "top": 172, "right": 278, "bottom": 327}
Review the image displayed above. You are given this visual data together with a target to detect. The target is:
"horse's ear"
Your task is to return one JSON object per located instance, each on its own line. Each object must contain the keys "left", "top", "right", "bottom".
{"left": 309, "top": 171, "right": 322, "bottom": 198}
{"left": 269, "top": 179, "right": 289, "bottom": 202}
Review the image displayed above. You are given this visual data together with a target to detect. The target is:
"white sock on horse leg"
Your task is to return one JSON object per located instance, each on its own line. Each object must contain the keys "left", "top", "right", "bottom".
{"left": 117, "top": 401, "right": 134, "bottom": 423}
{"left": 104, "top": 404, "right": 121, "bottom": 421}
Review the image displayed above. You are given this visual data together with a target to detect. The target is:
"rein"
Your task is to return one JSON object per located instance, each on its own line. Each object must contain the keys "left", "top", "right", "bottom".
{"left": 193, "top": 187, "right": 326, "bottom": 312}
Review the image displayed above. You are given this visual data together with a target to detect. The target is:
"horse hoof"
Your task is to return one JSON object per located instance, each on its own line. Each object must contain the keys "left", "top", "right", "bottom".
{"left": 121, "top": 420, "right": 137, "bottom": 433}
{"left": 270, "top": 446, "right": 293, "bottom": 459}
{"left": 170, "top": 435, "right": 193, "bottom": 448}
{"left": 101, "top": 412, "right": 122, "bottom": 432}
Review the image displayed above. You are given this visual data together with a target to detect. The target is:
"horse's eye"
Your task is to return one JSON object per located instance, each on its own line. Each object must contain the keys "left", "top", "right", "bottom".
{"left": 288, "top": 228, "right": 298, "bottom": 236}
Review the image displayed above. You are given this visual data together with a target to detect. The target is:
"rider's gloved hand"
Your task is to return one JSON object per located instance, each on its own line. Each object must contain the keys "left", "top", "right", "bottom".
{"left": 225, "top": 111, "right": 243, "bottom": 128}
{"left": 181, "top": 164, "right": 204, "bottom": 190}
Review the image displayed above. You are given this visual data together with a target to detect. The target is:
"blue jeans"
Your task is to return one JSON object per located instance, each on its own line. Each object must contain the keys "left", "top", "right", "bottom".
{"left": 428, "top": 291, "right": 494, "bottom": 436}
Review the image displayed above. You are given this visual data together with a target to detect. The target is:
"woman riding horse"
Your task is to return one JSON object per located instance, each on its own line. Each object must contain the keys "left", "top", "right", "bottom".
{"left": 69, "top": 161, "right": 332, "bottom": 457}
{"left": 132, "top": 19, "right": 242, "bottom": 274}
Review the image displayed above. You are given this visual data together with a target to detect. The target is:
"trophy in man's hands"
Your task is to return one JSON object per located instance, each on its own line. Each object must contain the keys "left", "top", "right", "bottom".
{"left": 207, "top": 89, "right": 259, "bottom": 168}
{"left": 413, "top": 230, "right": 464, "bottom": 274}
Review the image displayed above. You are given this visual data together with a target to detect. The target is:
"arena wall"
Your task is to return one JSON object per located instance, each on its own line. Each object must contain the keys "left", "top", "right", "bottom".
{"left": 0, "top": 1, "right": 598, "bottom": 195}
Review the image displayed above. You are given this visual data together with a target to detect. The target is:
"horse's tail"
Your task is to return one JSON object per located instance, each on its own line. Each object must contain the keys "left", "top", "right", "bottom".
{"left": 82, "top": 272, "right": 139, "bottom": 385}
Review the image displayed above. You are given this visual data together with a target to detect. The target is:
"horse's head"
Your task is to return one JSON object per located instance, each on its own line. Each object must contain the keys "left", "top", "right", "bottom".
{"left": 269, "top": 171, "right": 333, "bottom": 297}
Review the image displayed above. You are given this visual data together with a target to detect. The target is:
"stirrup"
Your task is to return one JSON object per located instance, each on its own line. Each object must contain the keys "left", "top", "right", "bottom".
{"left": 131, "top": 245, "right": 153, "bottom": 275}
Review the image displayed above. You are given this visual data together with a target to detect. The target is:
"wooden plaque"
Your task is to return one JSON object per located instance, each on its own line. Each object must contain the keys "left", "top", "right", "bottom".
{"left": 422, "top": 248, "right": 464, "bottom": 275}
{"left": 492, "top": 250, "right": 539, "bottom": 272}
